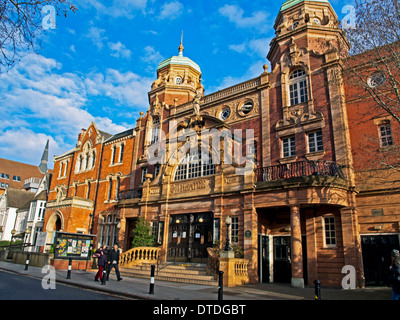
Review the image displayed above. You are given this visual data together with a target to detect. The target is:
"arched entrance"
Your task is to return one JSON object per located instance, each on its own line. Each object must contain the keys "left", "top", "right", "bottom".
{"left": 45, "top": 211, "right": 64, "bottom": 249}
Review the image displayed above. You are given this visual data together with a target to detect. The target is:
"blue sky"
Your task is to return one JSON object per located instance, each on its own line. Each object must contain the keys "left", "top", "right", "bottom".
{"left": 0, "top": 0, "right": 349, "bottom": 169}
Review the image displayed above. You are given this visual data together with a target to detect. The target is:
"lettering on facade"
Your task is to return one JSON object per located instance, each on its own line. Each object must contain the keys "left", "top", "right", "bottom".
{"left": 170, "top": 179, "right": 207, "bottom": 194}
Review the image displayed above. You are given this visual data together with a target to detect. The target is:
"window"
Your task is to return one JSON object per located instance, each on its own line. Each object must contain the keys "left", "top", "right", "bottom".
{"left": 308, "top": 131, "right": 324, "bottom": 153}
{"left": 240, "top": 101, "right": 254, "bottom": 115}
{"left": 0, "top": 173, "right": 9, "bottom": 179}
{"left": 154, "top": 164, "right": 161, "bottom": 178}
{"left": 38, "top": 202, "right": 45, "bottom": 221}
{"left": 115, "top": 177, "right": 120, "bottom": 200}
{"left": 86, "top": 182, "right": 91, "bottom": 199}
{"left": 111, "top": 145, "right": 117, "bottom": 165}
{"left": 291, "top": 21, "right": 299, "bottom": 29}
{"left": 151, "top": 117, "right": 160, "bottom": 144}
{"left": 175, "top": 76, "right": 182, "bottom": 84}
{"left": 368, "top": 72, "right": 386, "bottom": 88}
{"left": 231, "top": 216, "right": 239, "bottom": 244}
{"left": 379, "top": 122, "right": 394, "bottom": 147}
{"left": 174, "top": 149, "right": 216, "bottom": 181}
{"left": 13, "top": 176, "right": 21, "bottom": 181}
{"left": 118, "top": 144, "right": 124, "bottom": 163}
{"left": 324, "top": 216, "right": 336, "bottom": 247}
{"left": 91, "top": 151, "right": 96, "bottom": 168}
{"left": 99, "top": 215, "right": 119, "bottom": 247}
{"left": 282, "top": 136, "right": 296, "bottom": 157}
{"left": 289, "top": 69, "right": 308, "bottom": 106}
{"left": 220, "top": 107, "right": 231, "bottom": 121}
{"left": 141, "top": 167, "right": 148, "bottom": 183}
{"left": 107, "top": 179, "right": 113, "bottom": 201}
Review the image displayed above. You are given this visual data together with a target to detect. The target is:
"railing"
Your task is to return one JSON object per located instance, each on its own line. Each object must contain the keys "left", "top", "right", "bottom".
{"left": 119, "top": 247, "right": 161, "bottom": 268}
{"left": 256, "top": 160, "right": 345, "bottom": 182}
{"left": 118, "top": 189, "right": 142, "bottom": 201}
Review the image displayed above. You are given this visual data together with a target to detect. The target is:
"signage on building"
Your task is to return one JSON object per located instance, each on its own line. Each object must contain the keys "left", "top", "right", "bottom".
{"left": 53, "top": 231, "right": 95, "bottom": 260}
{"left": 36, "top": 232, "right": 47, "bottom": 247}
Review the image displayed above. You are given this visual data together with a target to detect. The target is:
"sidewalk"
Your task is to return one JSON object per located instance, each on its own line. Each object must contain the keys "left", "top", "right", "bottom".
{"left": 0, "top": 261, "right": 392, "bottom": 300}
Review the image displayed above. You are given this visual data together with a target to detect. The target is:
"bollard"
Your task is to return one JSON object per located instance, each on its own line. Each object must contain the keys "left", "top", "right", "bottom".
{"left": 218, "top": 271, "right": 224, "bottom": 300}
{"left": 314, "top": 279, "right": 321, "bottom": 300}
{"left": 24, "top": 253, "right": 30, "bottom": 271}
{"left": 66, "top": 258, "right": 72, "bottom": 279}
{"left": 149, "top": 265, "right": 155, "bottom": 294}
{"left": 101, "top": 266, "right": 107, "bottom": 285}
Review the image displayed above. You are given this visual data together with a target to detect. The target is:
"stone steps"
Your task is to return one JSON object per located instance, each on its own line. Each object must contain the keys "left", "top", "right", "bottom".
{"left": 120, "top": 263, "right": 218, "bottom": 286}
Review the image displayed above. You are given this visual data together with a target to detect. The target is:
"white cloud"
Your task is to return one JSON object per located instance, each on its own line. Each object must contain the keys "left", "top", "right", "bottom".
{"left": 219, "top": 4, "right": 268, "bottom": 31}
{"left": 159, "top": 1, "right": 184, "bottom": 20}
{"left": 86, "top": 27, "right": 107, "bottom": 50}
{"left": 141, "top": 46, "right": 163, "bottom": 65}
{"left": 0, "top": 53, "right": 152, "bottom": 166}
{"left": 228, "top": 38, "right": 272, "bottom": 58}
{"left": 81, "top": 0, "right": 148, "bottom": 18}
{"left": 108, "top": 41, "right": 132, "bottom": 59}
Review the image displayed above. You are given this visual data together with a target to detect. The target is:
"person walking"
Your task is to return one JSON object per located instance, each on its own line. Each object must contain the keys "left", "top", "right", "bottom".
{"left": 94, "top": 245, "right": 108, "bottom": 282}
{"left": 389, "top": 249, "right": 400, "bottom": 300}
{"left": 107, "top": 243, "right": 123, "bottom": 281}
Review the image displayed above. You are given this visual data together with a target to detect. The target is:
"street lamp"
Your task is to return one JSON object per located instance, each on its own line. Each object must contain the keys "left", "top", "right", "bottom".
{"left": 224, "top": 215, "right": 232, "bottom": 251}
{"left": 24, "top": 228, "right": 31, "bottom": 252}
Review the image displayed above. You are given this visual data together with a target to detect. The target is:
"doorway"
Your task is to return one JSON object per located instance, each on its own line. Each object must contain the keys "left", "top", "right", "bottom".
{"left": 167, "top": 213, "right": 213, "bottom": 263}
{"left": 361, "top": 234, "right": 400, "bottom": 286}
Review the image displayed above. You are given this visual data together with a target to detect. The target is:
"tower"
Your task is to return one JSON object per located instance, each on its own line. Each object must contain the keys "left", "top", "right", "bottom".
{"left": 149, "top": 36, "right": 204, "bottom": 108}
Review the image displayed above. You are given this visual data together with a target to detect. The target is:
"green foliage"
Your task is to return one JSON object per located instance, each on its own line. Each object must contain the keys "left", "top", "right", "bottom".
{"left": 131, "top": 217, "right": 155, "bottom": 248}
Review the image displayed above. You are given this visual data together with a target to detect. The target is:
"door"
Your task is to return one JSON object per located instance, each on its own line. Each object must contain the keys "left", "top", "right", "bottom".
{"left": 168, "top": 213, "right": 213, "bottom": 263}
{"left": 258, "top": 235, "right": 270, "bottom": 282}
{"left": 273, "top": 236, "right": 291, "bottom": 283}
{"left": 361, "top": 234, "right": 400, "bottom": 286}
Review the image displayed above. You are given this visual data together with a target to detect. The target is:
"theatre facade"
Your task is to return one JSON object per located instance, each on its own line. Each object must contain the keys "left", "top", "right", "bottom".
{"left": 44, "top": 0, "right": 400, "bottom": 288}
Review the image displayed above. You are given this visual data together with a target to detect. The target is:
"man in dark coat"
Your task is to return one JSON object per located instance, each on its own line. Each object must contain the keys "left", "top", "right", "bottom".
{"left": 106, "top": 243, "right": 123, "bottom": 281}
{"left": 94, "top": 245, "right": 108, "bottom": 282}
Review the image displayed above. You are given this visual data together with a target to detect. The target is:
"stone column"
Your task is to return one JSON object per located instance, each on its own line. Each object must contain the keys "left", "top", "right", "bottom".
{"left": 290, "top": 205, "right": 304, "bottom": 288}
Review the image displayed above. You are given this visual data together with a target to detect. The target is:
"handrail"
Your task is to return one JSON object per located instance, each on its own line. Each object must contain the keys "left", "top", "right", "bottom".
{"left": 119, "top": 247, "right": 161, "bottom": 268}
{"left": 256, "top": 160, "right": 345, "bottom": 182}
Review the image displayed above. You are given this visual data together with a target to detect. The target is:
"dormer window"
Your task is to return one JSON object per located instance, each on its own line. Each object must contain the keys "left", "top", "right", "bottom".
{"left": 289, "top": 69, "right": 308, "bottom": 106}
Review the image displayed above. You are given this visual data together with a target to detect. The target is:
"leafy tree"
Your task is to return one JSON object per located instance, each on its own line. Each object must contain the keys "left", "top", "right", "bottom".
{"left": 131, "top": 217, "right": 155, "bottom": 248}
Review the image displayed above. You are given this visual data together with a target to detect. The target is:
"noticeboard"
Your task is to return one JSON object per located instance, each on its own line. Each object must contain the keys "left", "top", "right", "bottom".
{"left": 54, "top": 232, "right": 95, "bottom": 260}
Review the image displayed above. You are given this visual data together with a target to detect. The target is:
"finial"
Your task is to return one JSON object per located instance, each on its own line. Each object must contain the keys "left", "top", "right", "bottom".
{"left": 178, "top": 30, "right": 184, "bottom": 56}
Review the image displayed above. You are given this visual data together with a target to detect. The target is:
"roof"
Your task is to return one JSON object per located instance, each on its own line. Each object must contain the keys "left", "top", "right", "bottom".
{"left": 280, "top": 0, "right": 330, "bottom": 12}
{"left": 104, "top": 128, "right": 135, "bottom": 144}
{"left": 157, "top": 44, "right": 201, "bottom": 73}
{"left": 6, "top": 188, "right": 35, "bottom": 209}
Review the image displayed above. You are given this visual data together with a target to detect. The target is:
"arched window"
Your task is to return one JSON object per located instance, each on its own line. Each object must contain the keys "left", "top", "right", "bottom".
{"left": 289, "top": 69, "right": 308, "bottom": 106}
{"left": 174, "top": 148, "right": 216, "bottom": 181}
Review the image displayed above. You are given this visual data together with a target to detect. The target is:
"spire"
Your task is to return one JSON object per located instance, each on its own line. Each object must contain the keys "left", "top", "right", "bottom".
{"left": 178, "top": 30, "right": 184, "bottom": 57}
{"left": 38, "top": 139, "right": 49, "bottom": 174}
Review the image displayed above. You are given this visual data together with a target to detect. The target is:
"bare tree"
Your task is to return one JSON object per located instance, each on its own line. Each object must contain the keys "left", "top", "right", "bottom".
{"left": 338, "top": 0, "right": 400, "bottom": 175}
{"left": 0, "top": 0, "right": 76, "bottom": 73}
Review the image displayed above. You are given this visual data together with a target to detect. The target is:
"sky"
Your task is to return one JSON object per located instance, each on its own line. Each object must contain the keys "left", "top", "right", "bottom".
{"left": 0, "top": 0, "right": 350, "bottom": 169}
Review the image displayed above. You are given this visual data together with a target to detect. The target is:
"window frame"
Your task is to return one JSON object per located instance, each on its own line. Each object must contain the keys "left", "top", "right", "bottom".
{"left": 379, "top": 121, "right": 394, "bottom": 148}
{"left": 282, "top": 136, "right": 296, "bottom": 158}
{"left": 173, "top": 148, "right": 216, "bottom": 181}
{"left": 323, "top": 215, "right": 337, "bottom": 248}
{"left": 288, "top": 69, "right": 308, "bottom": 106}
{"left": 307, "top": 130, "right": 324, "bottom": 153}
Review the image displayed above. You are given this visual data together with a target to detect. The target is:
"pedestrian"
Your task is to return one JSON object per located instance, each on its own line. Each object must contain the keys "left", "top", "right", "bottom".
{"left": 107, "top": 243, "right": 123, "bottom": 281}
{"left": 388, "top": 249, "right": 400, "bottom": 300}
{"left": 94, "top": 244, "right": 108, "bottom": 282}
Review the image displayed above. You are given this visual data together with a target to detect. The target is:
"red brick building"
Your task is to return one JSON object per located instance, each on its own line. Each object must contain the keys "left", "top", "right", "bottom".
{"left": 44, "top": 0, "right": 400, "bottom": 288}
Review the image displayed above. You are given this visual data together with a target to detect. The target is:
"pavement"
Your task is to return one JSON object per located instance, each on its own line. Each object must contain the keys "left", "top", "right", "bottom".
{"left": 0, "top": 260, "right": 393, "bottom": 300}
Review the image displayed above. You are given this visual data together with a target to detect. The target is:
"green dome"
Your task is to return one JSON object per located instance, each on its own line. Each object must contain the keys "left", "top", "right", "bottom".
{"left": 157, "top": 44, "right": 201, "bottom": 73}
{"left": 280, "top": 0, "right": 330, "bottom": 12}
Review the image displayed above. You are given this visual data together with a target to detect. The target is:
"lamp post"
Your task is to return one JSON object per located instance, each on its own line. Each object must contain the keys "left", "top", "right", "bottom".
{"left": 224, "top": 215, "right": 232, "bottom": 251}
{"left": 24, "top": 228, "right": 31, "bottom": 252}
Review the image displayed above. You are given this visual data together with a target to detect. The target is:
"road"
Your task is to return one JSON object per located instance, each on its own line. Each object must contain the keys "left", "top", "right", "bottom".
{"left": 0, "top": 270, "right": 126, "bottom": 300}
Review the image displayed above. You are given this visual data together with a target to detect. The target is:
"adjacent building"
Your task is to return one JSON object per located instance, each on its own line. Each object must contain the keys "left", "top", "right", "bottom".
{"left": 43, "top": 0, "right": 400, "bottom": 288}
